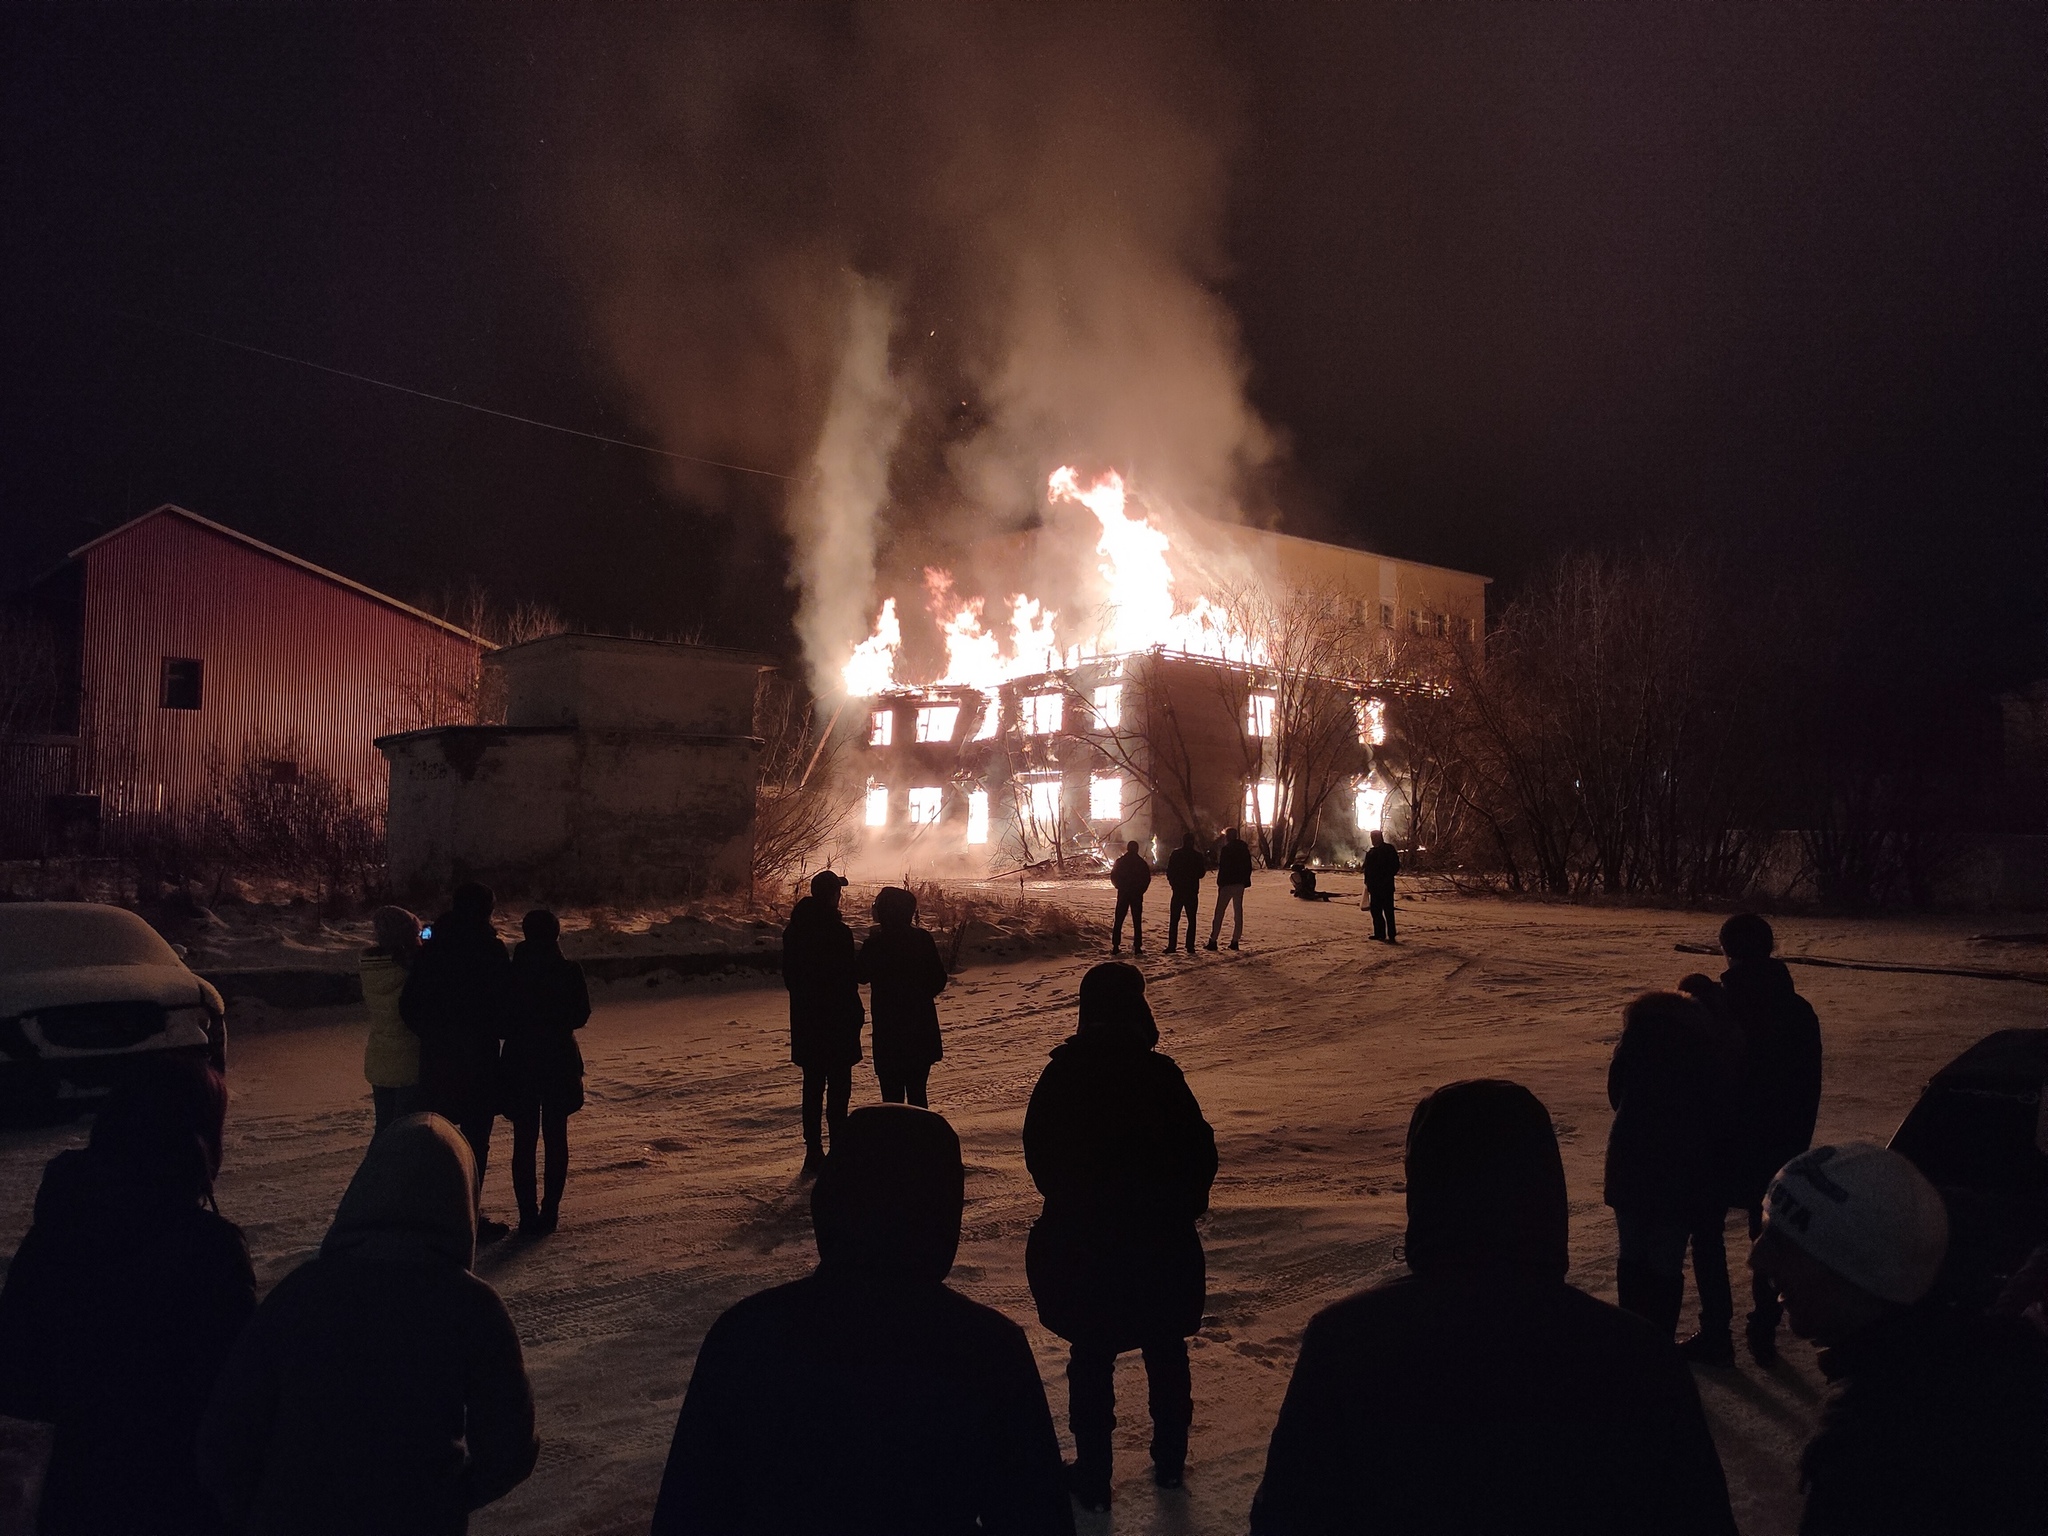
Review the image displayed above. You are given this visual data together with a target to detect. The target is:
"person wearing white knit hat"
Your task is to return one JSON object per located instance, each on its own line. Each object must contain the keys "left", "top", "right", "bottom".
{"left": 1750, "top": 1142, "right": 2048, "bottom": 1536}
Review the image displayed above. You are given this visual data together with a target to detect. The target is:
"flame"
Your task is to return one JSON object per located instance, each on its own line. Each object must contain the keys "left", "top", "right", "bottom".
{"left": 839, "top": 466, "right": 1264, "bottom": 697}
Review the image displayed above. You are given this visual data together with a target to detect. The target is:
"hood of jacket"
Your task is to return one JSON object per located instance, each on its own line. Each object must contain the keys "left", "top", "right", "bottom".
{"left": 812, "top": 1105, "right": 963, "bottom": 1287}
{"left": 1403, "top": 1079, "right": 1569, "bottom": 1284}
{"left": 321, "top": 1113, "right": 476, "bottom": 1269}
{"left": 1722, "top": 957, "right": 1797, "bottom": 1008}
{"left": 31, "top": 1142, "right": 208, "bottom": 1246}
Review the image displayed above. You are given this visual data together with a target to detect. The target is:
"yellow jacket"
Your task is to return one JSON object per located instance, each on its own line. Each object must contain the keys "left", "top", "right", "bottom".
{"left": 360, "top": 950, "right": 420, "bottom": 1088}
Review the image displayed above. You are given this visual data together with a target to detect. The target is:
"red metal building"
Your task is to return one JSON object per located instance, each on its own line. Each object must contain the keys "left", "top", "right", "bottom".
{"left": 2, "top": 505, "right": 487, "bottom": 854}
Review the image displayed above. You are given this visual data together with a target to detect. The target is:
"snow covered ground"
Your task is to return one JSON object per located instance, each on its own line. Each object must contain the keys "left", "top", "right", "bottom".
{"left": 1, "top": 883, "right": 2039, "bottom": 1535}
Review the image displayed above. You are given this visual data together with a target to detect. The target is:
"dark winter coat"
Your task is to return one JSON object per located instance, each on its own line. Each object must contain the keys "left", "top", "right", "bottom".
{"left": 1362, "top": 841, "right": 1401, "bottom": 894}
{"left": 1800, "top": 1301, "right": 2048, "bottom": 1536}
{"left": 500, "top": 941, "right": 589, "bottom": 1117}
{"left": 1249, "top": 1275, "right": 1739, "bottom": 1535}
{"left": 1023, "top": 1023, "right": 1218, "bottom": 1350}
{"left": 0, "top": 1145, "right": 255, "bottom": 1536}
{"left": 1721, "top": 959, "right": 1824, "bottom": 1206}
{"left": 1110, "top": 851, "right": 1153, "bottom": 897}
{"left": 858, "top": 922, "right": 949, "bottom": 1074}
{"left": 1216, "top": 838, "right": 1254, "bottom": 887}
{"left": 1165, "top": 846, "right": 1207, "bottom": 894}
{"left": 197, "top": 1116, "right": 537, "bottom": 1536}
{"left": 1253, "top": 1078, "right": 1737, "bottom": 1536}
{"left": 782, "top": 895, "right": 865, "bottom": 1069}
{"left": 651, "top": 1272, "right": 1073, "bottom": 1536}
{"left": 1604, "top": 997, "right": 1739, "bottom": 1219}
{"left": 401, "top": 912, "right": 511, "bottom": 1123}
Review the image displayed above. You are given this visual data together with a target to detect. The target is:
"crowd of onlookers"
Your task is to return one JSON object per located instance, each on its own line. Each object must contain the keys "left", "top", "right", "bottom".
{"left": 0, "top": 884, "right": 2043, "bottom": 1534}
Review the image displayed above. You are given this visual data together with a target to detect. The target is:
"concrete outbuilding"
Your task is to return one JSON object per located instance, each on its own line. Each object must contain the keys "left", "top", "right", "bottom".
{"left": 378, "top": 634, "right": 768, "bottom": 902}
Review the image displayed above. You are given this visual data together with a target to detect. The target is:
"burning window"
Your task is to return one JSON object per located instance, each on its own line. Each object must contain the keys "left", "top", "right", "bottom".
{"left": 864, "top": 782, "right": 890, "bottom": 827}
{"left": 1244, "top": 779, "right": 1279, "bottom": 827}
{"left": 915, "top": 704, "right": 959, "bottom": 743}
{"left": 1091, "top": 684, "right": 1122, "bottom": 729}
{"left": 1355, "top": 780, "right": 1388, "bottom": 833}
{"left": 1020, "top": 772, "right": 1063, "bottom": 829}
{"left": 159, "top": 657, "right": 203, "bottom": 711}
{"left": 972, "top": 694, "right": 1001, "bottom": 740}
{"left": 966, "top": 789, "right": 990, "bottom": 844}
{"left": 1356, "top": 697, "right": 1387, "bottom": 746}
{"left": 1246, "top": 692, "right": 1276, "bottom": 739}
{"left": 1089, "top": 773, "right": 1124, "bottom": 822}
{"left": 1021, "top": 693, "right": 1063, "bottom": 736}
{"left": 869, "top": 709, "right": 894, "bottom": 747}
{"left": 907, "top": 786, "right": 944, "bottom": 825}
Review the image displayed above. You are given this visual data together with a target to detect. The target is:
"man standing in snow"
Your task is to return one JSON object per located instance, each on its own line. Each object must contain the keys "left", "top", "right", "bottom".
{"left": 1361, "top": 830, "right": 1401, "bottom": 941}
{"left": 782, "top": 871, "right": 865, "bottom": 1176}
{"left": 1109, "top": 841, "right": 1152, "bottom": 955}
{"left": 1750, "top": 1143, "right": 2048, "bottom": 1534}
{"left": 1165, "top": 832, "right": 1206, "bottom": 953}
{"left": 1251, "top": 1080, "right": 1738, "bottom": 1535}
{"left": 1206, "top": 827, "right": 1253, "bottom": 951}
{"left": 651, "top": 1106, "right": 1072, "bottom": 1535}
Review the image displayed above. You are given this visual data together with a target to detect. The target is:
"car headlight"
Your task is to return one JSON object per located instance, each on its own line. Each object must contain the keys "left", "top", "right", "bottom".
{"left": 162, "top": 1006, "right": 213, "bottom": 1048}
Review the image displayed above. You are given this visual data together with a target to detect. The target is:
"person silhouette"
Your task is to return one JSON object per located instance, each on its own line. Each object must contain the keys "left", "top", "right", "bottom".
{"left": 1250, "top": 1080, "right": 1738, "bottom": 1535}
{"left": 502, "top": 909, "right": 590, "bottom": 1235}
{"left": 782, "top": 871, "right": 865, "bottom": 1175}
{"left": 1024, "top": 963, "right": 1217, "bottom": 1509}
{"left": 197, "top": 1113, "right": 537, "bottom": 1533}
{"left": 0, "top": 1057, "right": 254, "bottom": 1535}
{"left": 1207, "top": 828, "right": 1253, "bottom": 950}
{"left": 1165, "top": 832, "right": 1207, "bottom": 953}
{"left": 1361, "top": 830, "right": 1400, "bottom": 940}
{"left": 1109, "top": 841, "right": 1152, "bottom": 954}
{"left": 651, "top": 1105, "right": 1072, "bottom": 1535}
{"left": 858, "top": 886, "right": 949, "bottom": 1107}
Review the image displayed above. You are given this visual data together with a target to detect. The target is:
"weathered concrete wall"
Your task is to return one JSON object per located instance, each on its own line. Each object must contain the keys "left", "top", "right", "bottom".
{"left": 382, "top": 725, "right": 758, "bottom": 902}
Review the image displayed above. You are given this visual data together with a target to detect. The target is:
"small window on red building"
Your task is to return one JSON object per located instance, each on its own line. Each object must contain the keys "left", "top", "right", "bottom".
{"left": 160, "top": 658, "right": 203, "bottom": 710}
{"left": 266, "top": 760, "right": 300, "bottom": 786}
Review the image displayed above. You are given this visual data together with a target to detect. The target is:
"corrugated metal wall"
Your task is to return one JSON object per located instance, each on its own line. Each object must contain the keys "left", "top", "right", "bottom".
{"left": 75, "top": 512, "right": 484, "bottom": 845}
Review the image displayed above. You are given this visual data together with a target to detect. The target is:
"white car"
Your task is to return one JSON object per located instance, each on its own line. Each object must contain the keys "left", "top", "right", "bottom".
{"left": 0, "top": 902, "right": 226, "bottom": 1114}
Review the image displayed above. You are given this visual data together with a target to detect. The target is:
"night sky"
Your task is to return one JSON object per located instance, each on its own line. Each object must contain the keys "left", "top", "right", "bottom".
{"left": 3, "top": 4, "right": 2039, "bottom": 689}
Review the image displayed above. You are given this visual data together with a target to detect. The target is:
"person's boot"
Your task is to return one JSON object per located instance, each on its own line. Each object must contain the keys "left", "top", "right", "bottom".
{"left": 1746, "top": 1317, "right": 1781, "bottom": 1366}
{"left": 800, "top": 1145, "right": 825, "bottom": 1178}
{"left": 1150, "top": 1427, "right": 1188, "bottom": 1490}
{"left": 1065, "top": 1458, "right": 1111, "bottom": 1512}
{"left": 1204, "top": 939, "right": 1218, "bottom": 951}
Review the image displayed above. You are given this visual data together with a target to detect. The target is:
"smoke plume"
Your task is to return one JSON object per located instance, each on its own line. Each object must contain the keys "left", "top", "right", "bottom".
{"left": 550, "top": 1, "right": 1275, "bottom": 687}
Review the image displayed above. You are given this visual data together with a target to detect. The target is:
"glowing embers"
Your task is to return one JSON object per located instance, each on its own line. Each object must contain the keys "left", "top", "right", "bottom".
{"left": 1356, "top": 696, "right": 1387, "bottom": 746}
{"left": 1089, "top": 773, "right": 1125, "bottom": 822}
{"left": 914, "top": 703, "right": 959, "bottom": 743}
{"left": 869, "top": 709, "right": 894, "bottom": 747}
{"left": 864, "top": 782, "right": 890, "bottom": 827}
{"left": 966, "top": 789, "right": 990, "bottom": 844}
{"left": 1021, "top": 692, "right": 1064, "bottom": 736}
{"left": 1355, "top": 778, "right": 1388, "bottom": 833}
{"left": 1244, "top": 778, "right": 1279, "bottom": 827}
{"left": 1091, "top": 684, "right": 1122, "bottom": 730}
{"left": 907, "top": 786, "right": 944, "bottom": 825}
{"left": 1246, "top": 692, "right": 1276, "bottom": 739}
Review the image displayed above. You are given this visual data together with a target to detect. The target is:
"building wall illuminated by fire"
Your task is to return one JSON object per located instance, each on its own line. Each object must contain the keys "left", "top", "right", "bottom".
{"left": 843, "top": 469, "right": 1488, "bottom": 874}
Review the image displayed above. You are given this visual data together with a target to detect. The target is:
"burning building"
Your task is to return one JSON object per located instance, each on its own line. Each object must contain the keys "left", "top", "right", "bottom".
{"left": 840, "top": 468, "right": 1487, "bottom": 876}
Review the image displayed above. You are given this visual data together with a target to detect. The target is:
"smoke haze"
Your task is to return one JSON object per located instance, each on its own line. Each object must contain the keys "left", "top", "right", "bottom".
{"left": 552, "top": 1, "right": 1276, "bottom": 685}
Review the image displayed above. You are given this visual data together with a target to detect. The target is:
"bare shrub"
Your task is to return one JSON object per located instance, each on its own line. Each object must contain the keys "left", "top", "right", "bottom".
{"left": 209, "top": 736, "right": 384, "bottom": 900}
{"left": 753, "top": 673, "right": 862, "bottom": 891}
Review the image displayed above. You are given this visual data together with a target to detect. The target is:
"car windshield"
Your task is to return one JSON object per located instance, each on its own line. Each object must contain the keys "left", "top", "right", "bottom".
{"left": 0, "top": 905, "right": 182, "bottom": 975}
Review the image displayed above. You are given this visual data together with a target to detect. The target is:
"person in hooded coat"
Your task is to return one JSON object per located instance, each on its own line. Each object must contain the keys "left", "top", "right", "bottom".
{"left": 0, "top": 1057, "right": 254, "bottom": 1536}
{"left": 1709, "top": 912, "right": 1824, "bottom": 1364}
{"left": 1604, "top": 990, "right": 1739, "bottom": 1341}
{"left": 360, "top": 905, "right": 422, "bottom": 1133}
{"left": 1023, "top": 963, "right": 1217, "bottom": 1509}
{"left": 650, "top": 1105, "right": 1072, "bottom": 1536}
{"left": 857, "top": 886, "right": 948, "bottom": 1108}
{"left": 501, "top": 909, "right": 589, "bottom": 1236}
{"left": 1164, "top": 832, "right": 1206, "bottom": 954}
{"left": 783, "top": 870, "right": 865, "bottom": 1173}
{"left": 196, "top": 1113, "right": 537, "bottom": 1536}
{"left": 1249, "top": 1080, "right": 1738, "bottom": 1536}
{"left": 400, "top": 882, "right": 513, "bottom": 1241}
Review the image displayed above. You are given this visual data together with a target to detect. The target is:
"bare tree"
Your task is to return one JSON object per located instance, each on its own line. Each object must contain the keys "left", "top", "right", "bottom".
{"left": 752, "top": 673, "right": 862, "bottom": 891}
{"left": 389, "top": 587, "right": 565, "bottom": 730}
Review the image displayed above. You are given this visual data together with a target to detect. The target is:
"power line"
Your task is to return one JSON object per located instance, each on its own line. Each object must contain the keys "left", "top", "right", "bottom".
{"left": 109, "top": 308, "right": 804, "bottom": 483}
